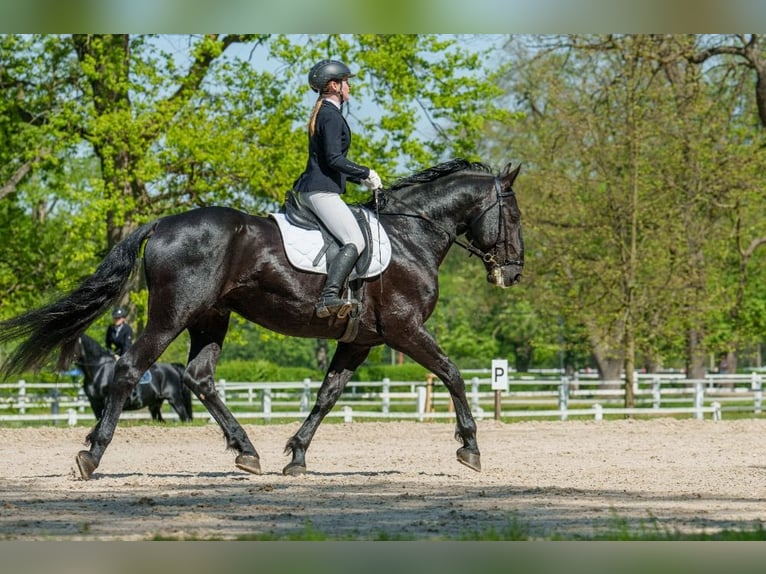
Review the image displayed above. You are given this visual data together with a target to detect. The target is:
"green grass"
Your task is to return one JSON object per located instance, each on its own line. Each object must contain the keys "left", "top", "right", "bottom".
{"left": 149, "top": 516, "right": 766, "bottom": 541}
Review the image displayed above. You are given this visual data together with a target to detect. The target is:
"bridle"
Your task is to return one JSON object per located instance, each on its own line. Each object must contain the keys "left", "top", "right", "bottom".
{"left": 465, "top": 178, "right": 524, "bottom": 275}
{"left": 72, "top": 336, "right": 113, "bottom": 377}
{"left": 379, "top": 176, "right": 524, "bottom": 276}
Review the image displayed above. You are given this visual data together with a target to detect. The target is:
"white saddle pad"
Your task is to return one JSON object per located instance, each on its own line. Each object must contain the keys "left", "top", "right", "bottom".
{"left": 270, "top": 211, "right": 392, "bottom": 279}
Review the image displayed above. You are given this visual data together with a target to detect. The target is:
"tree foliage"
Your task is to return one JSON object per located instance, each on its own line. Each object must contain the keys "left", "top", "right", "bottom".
{"left": 0, "top": 34, "right": 509, "bottom": 367}
{"left": 486, "top": 34, "right": 766, "bottom": 385}
{"left": 6, "top": 33, "right": 766, "bottom": 379}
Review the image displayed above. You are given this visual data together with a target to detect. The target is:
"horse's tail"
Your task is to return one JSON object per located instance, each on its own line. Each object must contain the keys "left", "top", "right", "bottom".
{"left": 172, "top": 362, "right": 193, "bottom": 420}
{"left": 182, "top": 380, "right": 193, "bottom": 420}
{"left": 0, "top": 221, "right": 158, "bottom": 379}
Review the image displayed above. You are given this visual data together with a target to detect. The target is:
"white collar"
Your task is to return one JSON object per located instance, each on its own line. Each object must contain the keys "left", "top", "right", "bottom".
{"left": 323, "top": 97, "right": 341, "bottom": 110}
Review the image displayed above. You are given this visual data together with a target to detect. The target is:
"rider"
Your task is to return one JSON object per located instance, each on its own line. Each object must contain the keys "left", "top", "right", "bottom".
{"left": 292, "top": 59, "right": 382, "bottom": 319}
{"left": 105, "top": 306, "right": 133, "bottom": 358}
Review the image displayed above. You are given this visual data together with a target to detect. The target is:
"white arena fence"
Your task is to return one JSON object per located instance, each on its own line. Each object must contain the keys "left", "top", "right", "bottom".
{"left": 0, "top": 371, "right": 763, "bottom": 425}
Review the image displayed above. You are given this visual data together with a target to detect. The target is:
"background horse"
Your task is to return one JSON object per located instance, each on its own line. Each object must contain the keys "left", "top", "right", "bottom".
{"left": 73, "top": 334, "right": 193, "bottom": 422}
{"left": 0, "top": 158, "right": 523, "bottom": 480}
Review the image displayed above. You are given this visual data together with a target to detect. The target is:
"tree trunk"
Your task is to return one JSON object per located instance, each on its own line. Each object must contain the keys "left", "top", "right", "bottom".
{"left": 513, "top": 341, "right": 533, "bottom": 373}
{"left": 685, "top": 327, "right": 707, "bottom": 379}
{"left": 315, "top": 339, "right": 328, "bottom": 372}
{"left": 591, "top": 348, "right": 623, "bottom": 384}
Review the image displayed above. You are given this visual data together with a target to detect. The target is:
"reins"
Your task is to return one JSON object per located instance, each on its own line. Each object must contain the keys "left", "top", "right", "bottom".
{"left": 377, "top": 177, "right": 520, "bottom": 268}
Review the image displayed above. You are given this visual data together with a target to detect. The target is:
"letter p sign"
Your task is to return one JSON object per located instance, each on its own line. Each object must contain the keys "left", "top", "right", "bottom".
{"left": 491, "top": 359, "right": 508, "bottom": 392}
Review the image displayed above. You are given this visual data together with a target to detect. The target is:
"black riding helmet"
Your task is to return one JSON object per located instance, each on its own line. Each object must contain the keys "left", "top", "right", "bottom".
{"left": 308, "top": 59, "right": 355, "bottom": 93}
{"left": 112, "top": 306, "right": 127, "bottom": 319}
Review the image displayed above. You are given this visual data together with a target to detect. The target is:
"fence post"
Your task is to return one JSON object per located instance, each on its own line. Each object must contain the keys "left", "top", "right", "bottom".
{"left": 593, "top": 403, "right": 603, "bottom": 421}
{"left": 262, "top": 387, "right": 272, "bottom": 422}
{"left": 67, "top": 408, "right": 78, "bottom": 427}
{"left": 425, "top": 374, "right": 434, "bottom": 413}
{"left": 17, "top": 380, "right": 26, "bottom": 414}
{"left": 471, "top": 377, "right": 480, "bottom": 412}
{"left": 218, "top": 379, "right": 227, "bottom": 404}
{"left": 343, "top": 405, "right": 353, "bottom": 423}
{"left": 694, "top": 381, "right": 704, "bottom": 420}
{"left": 50, "top": 389, "right": 60, "bottom": 424}
{"left": 416, "top": 385, "right": 427, "bottom": 421}
{"left": 711, "top": 401, "right": 721, "bottom": 421}
{"left": 652, "top": 376, "right": 661, "bottom": 409}
{"left": 300, "top": 379, "right": 311, "bottom": 413}
{"left": 77, "top": 387, "right": 87, "bottom": 413}
{"left": 752, "top": 373, "right": 762, "bottom": 414}
{"left": 559, "top": 376, "right": 569, "bottom": 421}
{"left": 382, "top": 378, "right": 390, "bottom": 414}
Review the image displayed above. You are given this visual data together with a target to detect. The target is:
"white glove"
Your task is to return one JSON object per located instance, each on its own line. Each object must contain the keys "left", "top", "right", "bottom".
{"left": 362, "top": 169, "right": 382, "bottom": 190}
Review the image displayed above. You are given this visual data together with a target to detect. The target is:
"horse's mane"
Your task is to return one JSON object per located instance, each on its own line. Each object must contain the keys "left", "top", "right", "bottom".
{"left": 80, "top": 334, "right": 111, "bottom": 360}
{"left": 388, "top": 158, "right": 492, "bottom": 191}
{"left": 362, "top": 159, "right": 493, "bottom": 211}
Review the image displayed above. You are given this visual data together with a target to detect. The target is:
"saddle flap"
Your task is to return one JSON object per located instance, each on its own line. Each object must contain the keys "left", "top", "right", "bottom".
{"left": 270, "top": 210, "right": 392, "bottom": 280}
{"left": 278, "top": 191, "right": 379, "bottom": 277}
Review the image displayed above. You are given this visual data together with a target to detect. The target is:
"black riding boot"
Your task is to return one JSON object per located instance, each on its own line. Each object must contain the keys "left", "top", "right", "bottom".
{"left": 315, "top": 243, "right": 359, "bottom": 318}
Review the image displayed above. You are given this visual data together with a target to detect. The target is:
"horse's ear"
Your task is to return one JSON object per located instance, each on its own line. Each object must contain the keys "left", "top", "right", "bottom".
{"left": 501, "top": 162, "right": 521, "bottom": 188}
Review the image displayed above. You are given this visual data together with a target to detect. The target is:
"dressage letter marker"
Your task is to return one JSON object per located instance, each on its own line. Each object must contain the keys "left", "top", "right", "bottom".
{"left": 491, "top": 359, "right": 508, "bottom": 391}
{"left": 491, "top": 359, "right": 508, "bottom": 421}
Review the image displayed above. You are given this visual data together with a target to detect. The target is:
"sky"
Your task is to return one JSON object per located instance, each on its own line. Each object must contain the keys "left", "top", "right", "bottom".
{"left": 154, "top": 34, "right": 507, "bottom": 146}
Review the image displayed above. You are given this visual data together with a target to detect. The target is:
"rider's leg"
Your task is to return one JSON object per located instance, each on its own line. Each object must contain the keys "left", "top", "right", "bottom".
{"left": 301, "top": 191, "right": 365, "bottom": 318}
{"left": 315, "top": 243, "right": 359, "bottom": 318}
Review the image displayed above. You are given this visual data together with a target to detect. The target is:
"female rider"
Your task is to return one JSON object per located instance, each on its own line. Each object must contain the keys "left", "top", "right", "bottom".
{"left": 292, "top": 59, "right": 382, "bottom": 318}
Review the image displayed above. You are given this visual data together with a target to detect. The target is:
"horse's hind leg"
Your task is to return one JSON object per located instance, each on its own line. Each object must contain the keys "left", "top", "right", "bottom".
{"left": 149, "top": 403, "right": 164, "bottom": 422}
{"left": 76, "top": 329, "right": 179, "bottom": 480}
{"left": 184, "top": 327, "right": 261, "bottom": 475}
{"left": 283, "top": 343, "right": 370, "bottom": 476}
{"left": 168, "top": 392, "right": 193, "bottom": 422}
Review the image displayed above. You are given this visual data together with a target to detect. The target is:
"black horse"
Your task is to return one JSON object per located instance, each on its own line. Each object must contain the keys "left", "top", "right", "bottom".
{"left": 0, "top": 158, "right": 523, "bottom": 480}
{"left": 74, "top": 334, "right": 193, "bottom": 422}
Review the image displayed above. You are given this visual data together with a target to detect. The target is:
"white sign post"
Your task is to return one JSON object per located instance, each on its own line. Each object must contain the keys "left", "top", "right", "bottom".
{"left": 491, "top": 359, "right": 508, "bottom": 420}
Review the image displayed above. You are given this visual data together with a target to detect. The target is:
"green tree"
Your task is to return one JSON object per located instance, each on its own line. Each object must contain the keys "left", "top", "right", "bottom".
{"left": 491, "top": 34, "right": 766, "bottom": 404}
{"left": 1, "top": 34, "right": 510, "bottom": 368}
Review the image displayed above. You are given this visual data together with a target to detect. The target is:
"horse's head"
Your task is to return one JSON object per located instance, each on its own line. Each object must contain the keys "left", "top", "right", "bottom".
{"left": 465, "top": 162, "right": 524, "bottom": 287}
{"left": 377, "top": 158, "right": 524, "bottom": 287}
{"left": 58, "top": 334, "right": 110, "bottom": 371}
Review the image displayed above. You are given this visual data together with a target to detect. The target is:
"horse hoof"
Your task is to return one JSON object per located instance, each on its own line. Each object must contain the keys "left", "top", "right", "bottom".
{"left": 235, "top": 454, "right": 262, "bottom": 475}
{"left": 456, "top": 447, "right": 481, "bottom": 472}
{"left": 282, "top": 462, "right": 307, "bottom": 476}
{"left": 76, "top": 450, "right": 98, "bottom": 480}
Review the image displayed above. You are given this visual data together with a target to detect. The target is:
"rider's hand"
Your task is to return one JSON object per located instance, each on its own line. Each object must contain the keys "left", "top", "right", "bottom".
{"left": 362, "top": 169, "right": 382, "bottom": 190}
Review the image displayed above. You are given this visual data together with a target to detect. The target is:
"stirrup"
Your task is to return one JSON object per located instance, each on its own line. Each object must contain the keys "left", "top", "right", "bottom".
{"left": 336, "top": 301, "right": 354, "bottom": 319}
{"left": 315, "top": 297, "right": 355, "bottom": 319}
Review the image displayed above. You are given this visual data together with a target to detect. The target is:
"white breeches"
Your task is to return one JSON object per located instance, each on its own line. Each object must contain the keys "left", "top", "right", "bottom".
{"left": 300, "top": 191, "right": 365, "bottom": 255}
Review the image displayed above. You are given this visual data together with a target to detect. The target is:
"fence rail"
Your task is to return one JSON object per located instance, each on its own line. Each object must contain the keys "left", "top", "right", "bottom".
{"left": 1, "top": 371, "right": 763, "bottom": 425}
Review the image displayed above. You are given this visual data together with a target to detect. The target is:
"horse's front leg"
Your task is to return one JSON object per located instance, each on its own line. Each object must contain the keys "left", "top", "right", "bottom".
{"left": 283, "top": 343, "right": 370, "bottom": 476}
{"left": 76, "top": 359, "right": 142, "bottom": 480}
{"left": 391, "top": 327, "right": 481, "bottom": 472}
